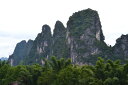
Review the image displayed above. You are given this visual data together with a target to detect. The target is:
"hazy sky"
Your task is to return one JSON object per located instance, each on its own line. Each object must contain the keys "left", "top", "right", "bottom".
{"left": 0, "top": 0, "right": 128, "bottom": 58}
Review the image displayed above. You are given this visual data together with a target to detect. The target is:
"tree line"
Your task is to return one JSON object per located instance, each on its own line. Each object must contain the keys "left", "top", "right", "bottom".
{"left": 0, "top": 57, "right": 128, "bottom": 85}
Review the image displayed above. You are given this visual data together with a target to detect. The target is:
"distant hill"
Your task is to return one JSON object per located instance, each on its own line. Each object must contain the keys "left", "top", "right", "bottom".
{"left": 0, "top": 57, "right": 8, "bottom": 61}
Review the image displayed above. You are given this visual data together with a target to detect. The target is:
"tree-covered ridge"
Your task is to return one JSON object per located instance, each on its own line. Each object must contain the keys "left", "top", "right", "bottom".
{"left": 1, "top": 57, "right": 128, "bottom": 85}
{"left": 52, "top": 21, "right": 69, "bottom": 59}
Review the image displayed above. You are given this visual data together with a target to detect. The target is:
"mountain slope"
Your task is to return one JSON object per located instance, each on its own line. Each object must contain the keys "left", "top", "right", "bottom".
{"left": 26, "top": 25, "right": 52, "bottom": 65}
{"left": 113, "top": 34, "right": 128, "bottom": 61}
{"left": 66, "top": 9, "right": 109, "bottom": 64}
{"left": 52, "top": 21, "right": 69, "bottom": 59}
{"left": 8, "top": 40, "right": 33, "bottom": 66}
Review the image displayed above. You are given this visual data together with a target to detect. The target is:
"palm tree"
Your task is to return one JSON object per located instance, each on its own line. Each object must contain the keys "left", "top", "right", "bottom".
{"left": 49, "top": 56, "right": 71, "bottom": 72}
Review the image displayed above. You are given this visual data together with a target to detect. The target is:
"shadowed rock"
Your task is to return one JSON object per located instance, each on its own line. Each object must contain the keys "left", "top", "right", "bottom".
{"left": 8, "top": 40, "right": 33, "bottom": 66}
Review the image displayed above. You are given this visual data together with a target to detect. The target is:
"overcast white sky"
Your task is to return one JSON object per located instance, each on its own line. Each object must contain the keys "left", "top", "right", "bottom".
{"left": 0, "top": 0, "right": 128, "bottom": 58}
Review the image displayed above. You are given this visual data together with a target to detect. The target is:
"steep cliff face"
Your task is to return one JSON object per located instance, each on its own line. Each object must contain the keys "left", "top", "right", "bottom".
{"left": 66, "top": 9, "right": 107, "bottom": 64}
{"left": 52, "top": 21, "right": 69, "bottom": 58}
{"left": 8, "top": 40, "right": 33, "bottom": 66}
{"left": 113, "top": 34, "right": 128, "bottom": 61}
{"left": 27, "top": 25, "right": 52, "bottom": 65}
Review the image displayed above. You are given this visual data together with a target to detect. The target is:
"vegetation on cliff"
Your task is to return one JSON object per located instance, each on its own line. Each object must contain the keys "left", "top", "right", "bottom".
{"left": 67, "top": 8, "right": 107, "bottom": 64}
{"left": 52, "top": 21, "right": 69, "bottom": 59}
{"left": 67, "top": 8, "right": 101, "bottom": 37}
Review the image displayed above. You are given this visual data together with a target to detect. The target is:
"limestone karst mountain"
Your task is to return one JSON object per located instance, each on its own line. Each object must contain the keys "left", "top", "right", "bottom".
{"left": 52, "top": 21, "right": 69, "bottom": 59}
{"left": 66, "top": 9, "right": 107, "bottom": 64}
{"left": 8, "top": 8, "right": 128, "bottom": 65}
{"left": 113, "top": 34, "right": 128, "bottom": 61}
{"left": 26, "top": 25, "right": 52, "bottom": 65}
{"left": 8, "top": 40, "right": 33, "bottom": 66}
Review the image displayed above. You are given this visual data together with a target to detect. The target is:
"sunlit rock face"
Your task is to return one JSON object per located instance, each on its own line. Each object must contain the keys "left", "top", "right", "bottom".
{"left": 8, "top": 40, "right": 33, "bottom": 66}
{"left": 26, "top": 25, "right": 52, "bottom": 65}
{"left": 66, "top": 9, "right": 107, "bottom": 64}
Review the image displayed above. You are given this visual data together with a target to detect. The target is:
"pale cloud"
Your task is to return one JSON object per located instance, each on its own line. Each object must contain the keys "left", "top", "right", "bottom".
{"left": 0, "top": 31, "right": 36, "bottom": 39}
{"left": 0, "top": 0, "right": 128, "bottom": 57}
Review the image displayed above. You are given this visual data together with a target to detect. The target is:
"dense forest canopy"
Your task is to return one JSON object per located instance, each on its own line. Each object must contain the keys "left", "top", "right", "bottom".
{"left": 1, "top": 57, "right": 128, "bottom": 85}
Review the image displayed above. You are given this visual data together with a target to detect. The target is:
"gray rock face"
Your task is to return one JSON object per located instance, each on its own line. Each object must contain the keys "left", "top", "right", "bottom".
{"left": 8, "top": 40, "right": 33, "bottom": 66}
{"left": 113, "top": 34, "right": 128, "bottom": 60}
{"left": 52, "top": 21, "right": 69, "bottom": 59}
{"left": 66, "top": 9, "right": 106, "bottom": 64}
{"left": 27, "top": 25, "right": 52, "bottom": 65}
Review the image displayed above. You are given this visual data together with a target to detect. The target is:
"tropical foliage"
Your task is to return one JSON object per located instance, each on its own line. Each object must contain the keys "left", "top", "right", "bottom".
{"left": 0, "top": 57, "right": 128, "bottom": 85}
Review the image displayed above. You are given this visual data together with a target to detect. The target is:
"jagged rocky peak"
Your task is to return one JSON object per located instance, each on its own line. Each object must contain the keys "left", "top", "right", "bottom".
{"left": 113, "top": 34, "right": 128, "bottom": 60}
{"left": 41, "top": 24, "right": 51, "bottom": 35}
{"left": 36, "top": 24, "right": 52, "bottom": 54}
{"left": 8, "top": 40, "right": 33, "bottom": 66}
{"left": 115, "top": 34, "right": 128, "bottom": 46}
{"left": 53, "top": 20, "right": 66, "bottom": 37}
{"left": 27, "top": 39, "right": 33, "bottom": 44}
{"left": 27, "top": 24, "right": 52, "bottom": 64}
{"left": 67, "top": 8, "right": 104, "bottom": 41}
{"left": 52, "top": 20, "right": 69, "bottom": 58}
{"left": 13, "top": 40, "right": 27, "bottom": 55}
{"left": 67, "top": 8, "right": 107, "bottom": 64}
